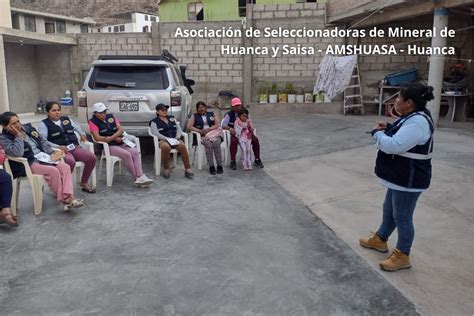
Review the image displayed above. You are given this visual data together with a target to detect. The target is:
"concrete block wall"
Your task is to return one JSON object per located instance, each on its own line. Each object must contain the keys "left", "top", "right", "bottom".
{"left": 76, "top": 33, "right": 153, "bottom": 71}
{"left": 326, "top": 0, "right": 374, "bottom": 17}
{"left": 252, "top": 3, "right": 332, "bottom": 96}
{"left": 159, "top": 21, "right": 244, "bottom": 106}
{"left": 70, "top": 6, "right": 472, "bottom": 114}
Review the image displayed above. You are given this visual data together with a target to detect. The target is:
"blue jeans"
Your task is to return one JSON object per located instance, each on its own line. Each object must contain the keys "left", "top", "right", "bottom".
{"left": 377, "top": 188, "right": 422, "bottom": 254}
{"left": 0, "top": 169, "right": 13, "bottom": 209}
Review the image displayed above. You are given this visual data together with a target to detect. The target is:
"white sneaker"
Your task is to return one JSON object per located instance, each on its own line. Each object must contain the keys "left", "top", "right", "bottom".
{"left": 135, "top": 175, "right": 153, "bottom": 187}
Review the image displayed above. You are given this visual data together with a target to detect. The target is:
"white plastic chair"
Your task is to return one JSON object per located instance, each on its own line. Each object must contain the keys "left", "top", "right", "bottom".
{"left": 148, "top": 127, "right": 188, "bottom": 175}
{"left": 189, "top": 130, "right": 229, "bottom": 170}
{"left": 4, "top": 156, "right": 44, "bottom": 216}
{"left": 73, "top": 132, "right": 97, "bottom": 189}
{"left": 94, "top": 136, "right": 141, "bottom": 187}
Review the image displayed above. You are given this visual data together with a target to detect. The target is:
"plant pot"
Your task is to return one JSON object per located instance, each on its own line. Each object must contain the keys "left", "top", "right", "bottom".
{"left": 269, "top": 94, "right": 278, "bottom": 103}
{"left": 315, "top": 92, "right": 325, "bottom": 103}
{"left": 296, "top": 94, "right": 304, "bottom": 103}
{"left": 278, "top": 93, "right": 288, "bottom": 103}
{"left": 305, "top": 93, "right": 314, "bottom": 103}
{"left": 288, "top": 94, "right": 296, "bottom": 103}
{"left": 259, "top": 94, "right": 268, "bottom": 104}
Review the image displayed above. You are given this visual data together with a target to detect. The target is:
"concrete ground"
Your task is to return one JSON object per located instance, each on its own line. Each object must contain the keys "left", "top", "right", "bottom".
{"left": 0, "top": 112, "right": 472, "bottom": 315}
{"left": 262, "top": 114, "right": 474, "bottom": 316}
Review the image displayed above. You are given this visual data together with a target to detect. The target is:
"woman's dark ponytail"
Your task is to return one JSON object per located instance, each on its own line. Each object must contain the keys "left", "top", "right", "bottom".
{"left": 421, "top": 86, "right": 434, "bottom": 103}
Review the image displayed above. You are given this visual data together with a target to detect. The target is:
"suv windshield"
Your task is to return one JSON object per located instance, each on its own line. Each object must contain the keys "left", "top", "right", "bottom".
{"left": 90, "top": 65, "right": 169, "bottom": 90}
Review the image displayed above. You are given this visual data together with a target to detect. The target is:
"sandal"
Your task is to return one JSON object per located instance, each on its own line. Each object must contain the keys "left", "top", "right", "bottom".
{"left": 81, "top": 184, "right": 96, "bottom": 194}
{"left": 0, "top": 211, "right": 19, "bottom": 227}
{"left": 63, "top": 199, "right": 84, "bottom": 211}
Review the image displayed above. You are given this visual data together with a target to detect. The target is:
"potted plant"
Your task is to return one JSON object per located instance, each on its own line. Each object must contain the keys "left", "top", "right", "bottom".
{"left": 278, "top": 87, "right": 288, "bottom": 103}
{"left": 258, "top": 81, "right": 269, "bottom": 104}
{"left": 286, "top": 82, "right": 297, "bottom": 103}
{"left": 296, "top": 87, "right": 305, "bottom": 103}
{"left": 305, "top": 89, "right": 314, "bottom": 103}
{"left": 443, "top": 63, "right": 468, "bottom": 92}
{"left": 315, "top": 91, "right": 325, "bottom": 103}
{"left": 269, "top": 82, "right": 278, "bottom": 103}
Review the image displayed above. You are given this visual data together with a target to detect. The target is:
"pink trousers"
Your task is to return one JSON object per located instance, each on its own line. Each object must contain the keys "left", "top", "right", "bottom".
{"left": 109, "top": 145, "right": 143, "bottom": 179}
{"left": 31, "top": 162, "right": 73, "bottom": 202}
{"left": 63, "top": 147, "right": 96, "bottom": 184}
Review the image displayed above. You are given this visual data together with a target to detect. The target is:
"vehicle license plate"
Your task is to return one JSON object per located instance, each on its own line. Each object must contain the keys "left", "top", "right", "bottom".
{"left": 119, "top": 101, "right": 139, "bottom": 112}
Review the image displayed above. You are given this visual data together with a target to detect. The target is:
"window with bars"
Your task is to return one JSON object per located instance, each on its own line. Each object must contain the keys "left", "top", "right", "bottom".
{"left": 24, "top": 14, "right": 36, "bottom": 32}
{"left": 80, "top": 24, "right": 89, "bottom": 33}
{"left": 239, "top": 0, "right": 256, "bottom": 17}
{"left": 56, "top": 20, "right": 66, "bottom": 33}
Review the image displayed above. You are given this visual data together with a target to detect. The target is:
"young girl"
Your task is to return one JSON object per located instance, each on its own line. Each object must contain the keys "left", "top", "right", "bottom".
{"left": 234, "top": 108, "right": 253, "bottom": 170}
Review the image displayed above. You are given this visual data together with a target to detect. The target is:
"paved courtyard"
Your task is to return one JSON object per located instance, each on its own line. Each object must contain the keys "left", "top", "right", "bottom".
{"left": 1, "top": 113, "right": 473, "bottom": 315}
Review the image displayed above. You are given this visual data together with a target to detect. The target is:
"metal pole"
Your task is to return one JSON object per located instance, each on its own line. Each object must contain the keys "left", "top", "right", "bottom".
{"left": 426, "top": 7, "right": 449, "bottom": 126}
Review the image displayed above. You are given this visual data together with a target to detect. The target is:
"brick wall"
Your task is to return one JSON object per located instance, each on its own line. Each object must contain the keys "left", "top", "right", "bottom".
{"left": 252, "top": 3, "right": 334, "bottom": 95}
{"left": 75, "top": 33, "right": 153, "bottom": 72}
{"left": 70, "top": 5, "right": 472, "bottom": 114}
{"left": 159, "top": 21, "right": 244, "bottom": 105}
{"left": 327, "top": 0, "right": 374, "bottom": 17}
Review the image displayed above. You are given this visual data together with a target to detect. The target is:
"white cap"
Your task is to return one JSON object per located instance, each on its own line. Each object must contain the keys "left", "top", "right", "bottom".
{"left": 93, "top": 102, "right": 107, "bottom": 113}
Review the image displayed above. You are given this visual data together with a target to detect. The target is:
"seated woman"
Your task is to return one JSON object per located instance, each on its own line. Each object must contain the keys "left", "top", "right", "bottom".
{"left": 88, "top": 102, "right": 153, "bottom": 187}
{"left": 149, "top": 103, "right": 194, "bottom": 179}
{"left": 0, "top": 145, "right": 18, "bottom": 226}
{"left": 0, "top": 111, "right": 83, "bottom": 210}
{"left": 38, "top": 101, "right": 97, "bottom": 193}
{"left": 187, "top": 101, "right": 224, "bottom": 175}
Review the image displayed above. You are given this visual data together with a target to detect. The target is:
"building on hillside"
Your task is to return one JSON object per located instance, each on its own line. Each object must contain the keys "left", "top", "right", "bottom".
{"left": 158, "top": 0, "right": 325, "bottom": 22}
{"left": 101, "top": 12, "right": 159, "bottom": 33}
{"left": 10, "top": 7, "right": 95, "bottom": 34}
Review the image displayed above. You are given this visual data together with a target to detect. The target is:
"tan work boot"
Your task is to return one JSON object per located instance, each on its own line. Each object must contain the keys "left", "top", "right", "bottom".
{"left": 380, "top": 248, "right": 411, "bottom": 271}
{"left": 359, "top": 232, "right": 388, "bottom": 253}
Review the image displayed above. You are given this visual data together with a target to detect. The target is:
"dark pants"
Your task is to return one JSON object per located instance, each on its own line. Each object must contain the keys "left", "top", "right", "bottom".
{"left": 0, "top": 169, "right": 13, "bottom": 209}
{"left": 377, "top": 188, "right": 422, "bottom": 254}
{"left": 230, "top": 134, "right": 260, "bottom": 161}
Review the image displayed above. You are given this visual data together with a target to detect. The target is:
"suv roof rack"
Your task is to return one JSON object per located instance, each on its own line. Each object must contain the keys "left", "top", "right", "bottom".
{"left": 98, "top": 50, "right": 179, "bottom": 64}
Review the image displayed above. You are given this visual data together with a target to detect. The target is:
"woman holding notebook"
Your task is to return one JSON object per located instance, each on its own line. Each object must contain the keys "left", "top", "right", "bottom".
{"left": 149, "top": 103, "right": 194, "bottom": 179}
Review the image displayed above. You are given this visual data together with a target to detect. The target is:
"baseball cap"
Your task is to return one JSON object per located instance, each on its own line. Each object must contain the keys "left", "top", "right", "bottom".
{"left": 231, "top": 97, "right": 242, "bottom": 107}
{"left": 93, "top": 102, "right": 107, "bottom": 113}
{"left": 155, "top": 103, "right": 170, "bottom": 111}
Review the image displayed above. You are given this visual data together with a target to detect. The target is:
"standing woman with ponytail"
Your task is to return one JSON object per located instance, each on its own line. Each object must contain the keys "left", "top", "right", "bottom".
{"left": 359, "top": 83, "right": 435, "bottom": 271}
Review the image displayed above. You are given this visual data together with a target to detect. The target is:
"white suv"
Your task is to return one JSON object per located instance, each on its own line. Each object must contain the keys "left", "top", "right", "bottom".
{"left": 77, "top": 52, "right": 194, "bottom": 136}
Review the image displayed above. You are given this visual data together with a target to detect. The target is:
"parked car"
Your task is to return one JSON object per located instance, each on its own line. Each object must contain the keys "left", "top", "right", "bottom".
{"left": 77, "top": 51, "right": 195, "bottom": 136}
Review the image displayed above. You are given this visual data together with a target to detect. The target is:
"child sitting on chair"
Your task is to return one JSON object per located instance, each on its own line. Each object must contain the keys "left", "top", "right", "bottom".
{"left": 234, "top": 108, "right": 254, "bottom": 171}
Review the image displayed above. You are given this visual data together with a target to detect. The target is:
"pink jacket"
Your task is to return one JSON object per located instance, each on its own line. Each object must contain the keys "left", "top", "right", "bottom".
{"left": 234, "top": 118, "right": 253, "bottom": 141}
{"left": 0, "top": 146, "right": 5, "bottom": 165}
